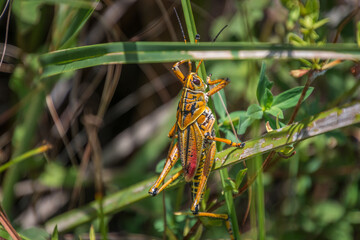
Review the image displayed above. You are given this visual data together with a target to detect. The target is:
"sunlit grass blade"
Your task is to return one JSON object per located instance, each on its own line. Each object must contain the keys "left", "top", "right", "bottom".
{"left": 39, "top": 42, "right": 360, "bottom": 78}
{"left": 0, "top": 143, "right": 52, "bottom": 173}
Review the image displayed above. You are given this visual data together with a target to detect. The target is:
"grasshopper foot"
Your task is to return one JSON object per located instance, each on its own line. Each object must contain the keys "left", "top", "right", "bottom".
{"left": 191, "top": 204, "right": 199, "bottom": 215}
{"left": 148, "top": 188, "right": 159, "bottom": 196}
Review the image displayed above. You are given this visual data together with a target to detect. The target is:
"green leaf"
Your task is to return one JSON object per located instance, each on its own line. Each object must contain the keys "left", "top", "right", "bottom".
{"left": 343, "top": 183, "right": 358, "bottom": 208}
{"left": 313, "top": 201, "right": 345, "bottom": 224}
{"left": 237, "top": 111, "right": 248, "bottom": 134}
{"left": 262, "top": 88, "right": 274, "bottom": 109}
{"left": 192, "top": 224, "right": 204, "bottom": 240}
{"left": 59, "top": 3, "right": 98, "bottom": 49}
{"left": 313, "top": 18, "right": 329, "bottom": 29}
{"left": 235, "top": 169, "right": 248, "bottom": 189}
{"left": 304, "top": 0, "right": 320, "bottom": 21}
{"left": 238, "top": 115, "right": 254, "bottom": 135}
{"left": 219, "top": 111, "right": 241, "bottom": 128}
{"left": 19, "top": 227, "right": 49, "bottom": 240}
{"left": 246, "top": 104, "right": 263, "bottom": 119}
{"left": 272, "top": 86, "right": 314, "bottom": 109}
{"left": 89, "top": 225, "right": 96, "bottom": 240}
{"left": 12, "top": 0, "right": 42, "bottom": 33}
{"left": 213, "top": 89, "right": 227, "bottom": 119}
{"left": 225, "top": 178, "right": 237, "bottom": 193}
{"left": 256, "top": 62, "right": 273, "bottom": 105}
{"left": 51, "top": 225, "right": 59, "bottom": 240}
{"left": 0, "top": 227, "right": 10, "bottom": 239}
{"left": 38, "top": 162, "right": 77, "bottom": 188}
{"left": 155, "top": 159, "right": 166, "bottom": 174}
{"left": 288, "top": 32, "right": 306, "bottom": 46}
{"left": 265, "top": 106, "right": 284, "bottom": 119}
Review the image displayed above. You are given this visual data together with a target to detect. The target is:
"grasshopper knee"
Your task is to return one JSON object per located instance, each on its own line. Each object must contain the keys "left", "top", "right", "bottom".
{"left": 148, "top": 188, "right": 159, "bottom": 196}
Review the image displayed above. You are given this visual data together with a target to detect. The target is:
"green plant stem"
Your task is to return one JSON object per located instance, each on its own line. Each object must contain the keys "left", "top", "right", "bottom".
{"left": 247, "top": 120, "right": 266, "bottom": 239}
{"left": 254, "top": 154, "right": 265, "bottom": 240}
{"left": 220, "top": 169, "right": 241, "bottom": 240}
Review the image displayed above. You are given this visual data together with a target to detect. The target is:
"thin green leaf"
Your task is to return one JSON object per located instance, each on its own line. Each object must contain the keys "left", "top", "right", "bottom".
{"left": 304, "top": 0, "right": 320, "bottom": 21}
{"left": 272, "top": 86, "right": 314, "bottom": 110}
{"left": 265, "top": 106, "right": 284, "bottom": 119}
{"left": 313, "top": 18, "right": 329, "bottom": 29}
{"left": 256, "top": 61, "right": 273, "bottom": 104}
{"left": 238, "top": 115, "right": 254, "bottom": 135}
{"left": 58, "top": 2, "right": 99, "bottom": 49}
{"left": 288, "top": 32, "right": 307, "bottom": 46}
{"left": 235, "top": 169, "right": 248, "bottom": 189}
{"left": 225, "top": 178, "right": 237, "bottom": 193}
{"left": 89, "top": 225, "right": 95, "bottom": 240}
{"left": 51, "top": 225, "right": 58, "bottom": 240}
{"left": 262, "top": 88, "right": 274, "bottom": 109}
{"left": 219, "top": 111, "right": 241, "bottom": 128}
{"left": 247, "top": 104, "right": 263, "bottom": 119}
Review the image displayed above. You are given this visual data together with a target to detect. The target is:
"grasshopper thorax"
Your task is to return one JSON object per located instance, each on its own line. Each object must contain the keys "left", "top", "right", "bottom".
{"left": 184, "top": 72, "right": 207, "bottom": 92}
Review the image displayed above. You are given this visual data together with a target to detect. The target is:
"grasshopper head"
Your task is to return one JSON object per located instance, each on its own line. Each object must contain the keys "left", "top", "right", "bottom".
{"left": 185, "top": 72, "right": 206, "bottom": 91}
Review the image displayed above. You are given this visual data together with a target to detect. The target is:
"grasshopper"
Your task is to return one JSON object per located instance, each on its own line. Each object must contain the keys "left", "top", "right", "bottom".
{"left": 148, "top": 57, "right": 245, "bottom": 239}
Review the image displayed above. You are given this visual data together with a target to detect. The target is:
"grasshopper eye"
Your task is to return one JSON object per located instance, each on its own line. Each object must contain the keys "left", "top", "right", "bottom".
{"left": 193, "top": 78, "right": 200, "bottom": 85}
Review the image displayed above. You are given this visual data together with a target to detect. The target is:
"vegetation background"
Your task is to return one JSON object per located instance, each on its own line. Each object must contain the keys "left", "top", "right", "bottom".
{"left": 0, "top": 0, "right": 359, "bottom": 239}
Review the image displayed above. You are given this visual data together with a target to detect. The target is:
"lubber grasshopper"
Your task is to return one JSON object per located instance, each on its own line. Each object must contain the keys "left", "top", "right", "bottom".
{"left": 148, "top": 56, "right": 245, "bottom": 239}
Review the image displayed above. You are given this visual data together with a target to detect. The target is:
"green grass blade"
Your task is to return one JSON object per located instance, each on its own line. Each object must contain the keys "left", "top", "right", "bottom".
{"left": 45, "top": 98, "right": 360, "bottom": 233}
{"left": 57, "top": 1, "right": 99, "bottom": 49}
{"left": 39, "top": 42, "right": 360, "bottom": 78}
{"left": 181, "top": 0, "right": 197, "bottom": 43}
{"left": 0, "top": 144, "right": 51, "bottom": 173}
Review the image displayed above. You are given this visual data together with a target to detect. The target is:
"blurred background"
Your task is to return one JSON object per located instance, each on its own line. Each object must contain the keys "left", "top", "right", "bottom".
{"left": 0, "top": 0, "right": 359, "bottom": 239}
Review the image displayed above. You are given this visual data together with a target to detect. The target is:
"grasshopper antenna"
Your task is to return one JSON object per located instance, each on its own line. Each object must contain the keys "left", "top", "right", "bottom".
{"left": 212, "top": 24, "right": 228, "bottom": 42}
{"left": 174, "top": 7, "right": 187, "bottom": 44}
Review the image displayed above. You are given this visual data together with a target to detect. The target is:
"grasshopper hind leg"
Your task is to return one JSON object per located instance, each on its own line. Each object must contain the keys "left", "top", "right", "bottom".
{"left": 148, "top": 142, "right": 180, "bottom": 196}
{"left": 189, "top": 141, "right": 236, "bottom": 240}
